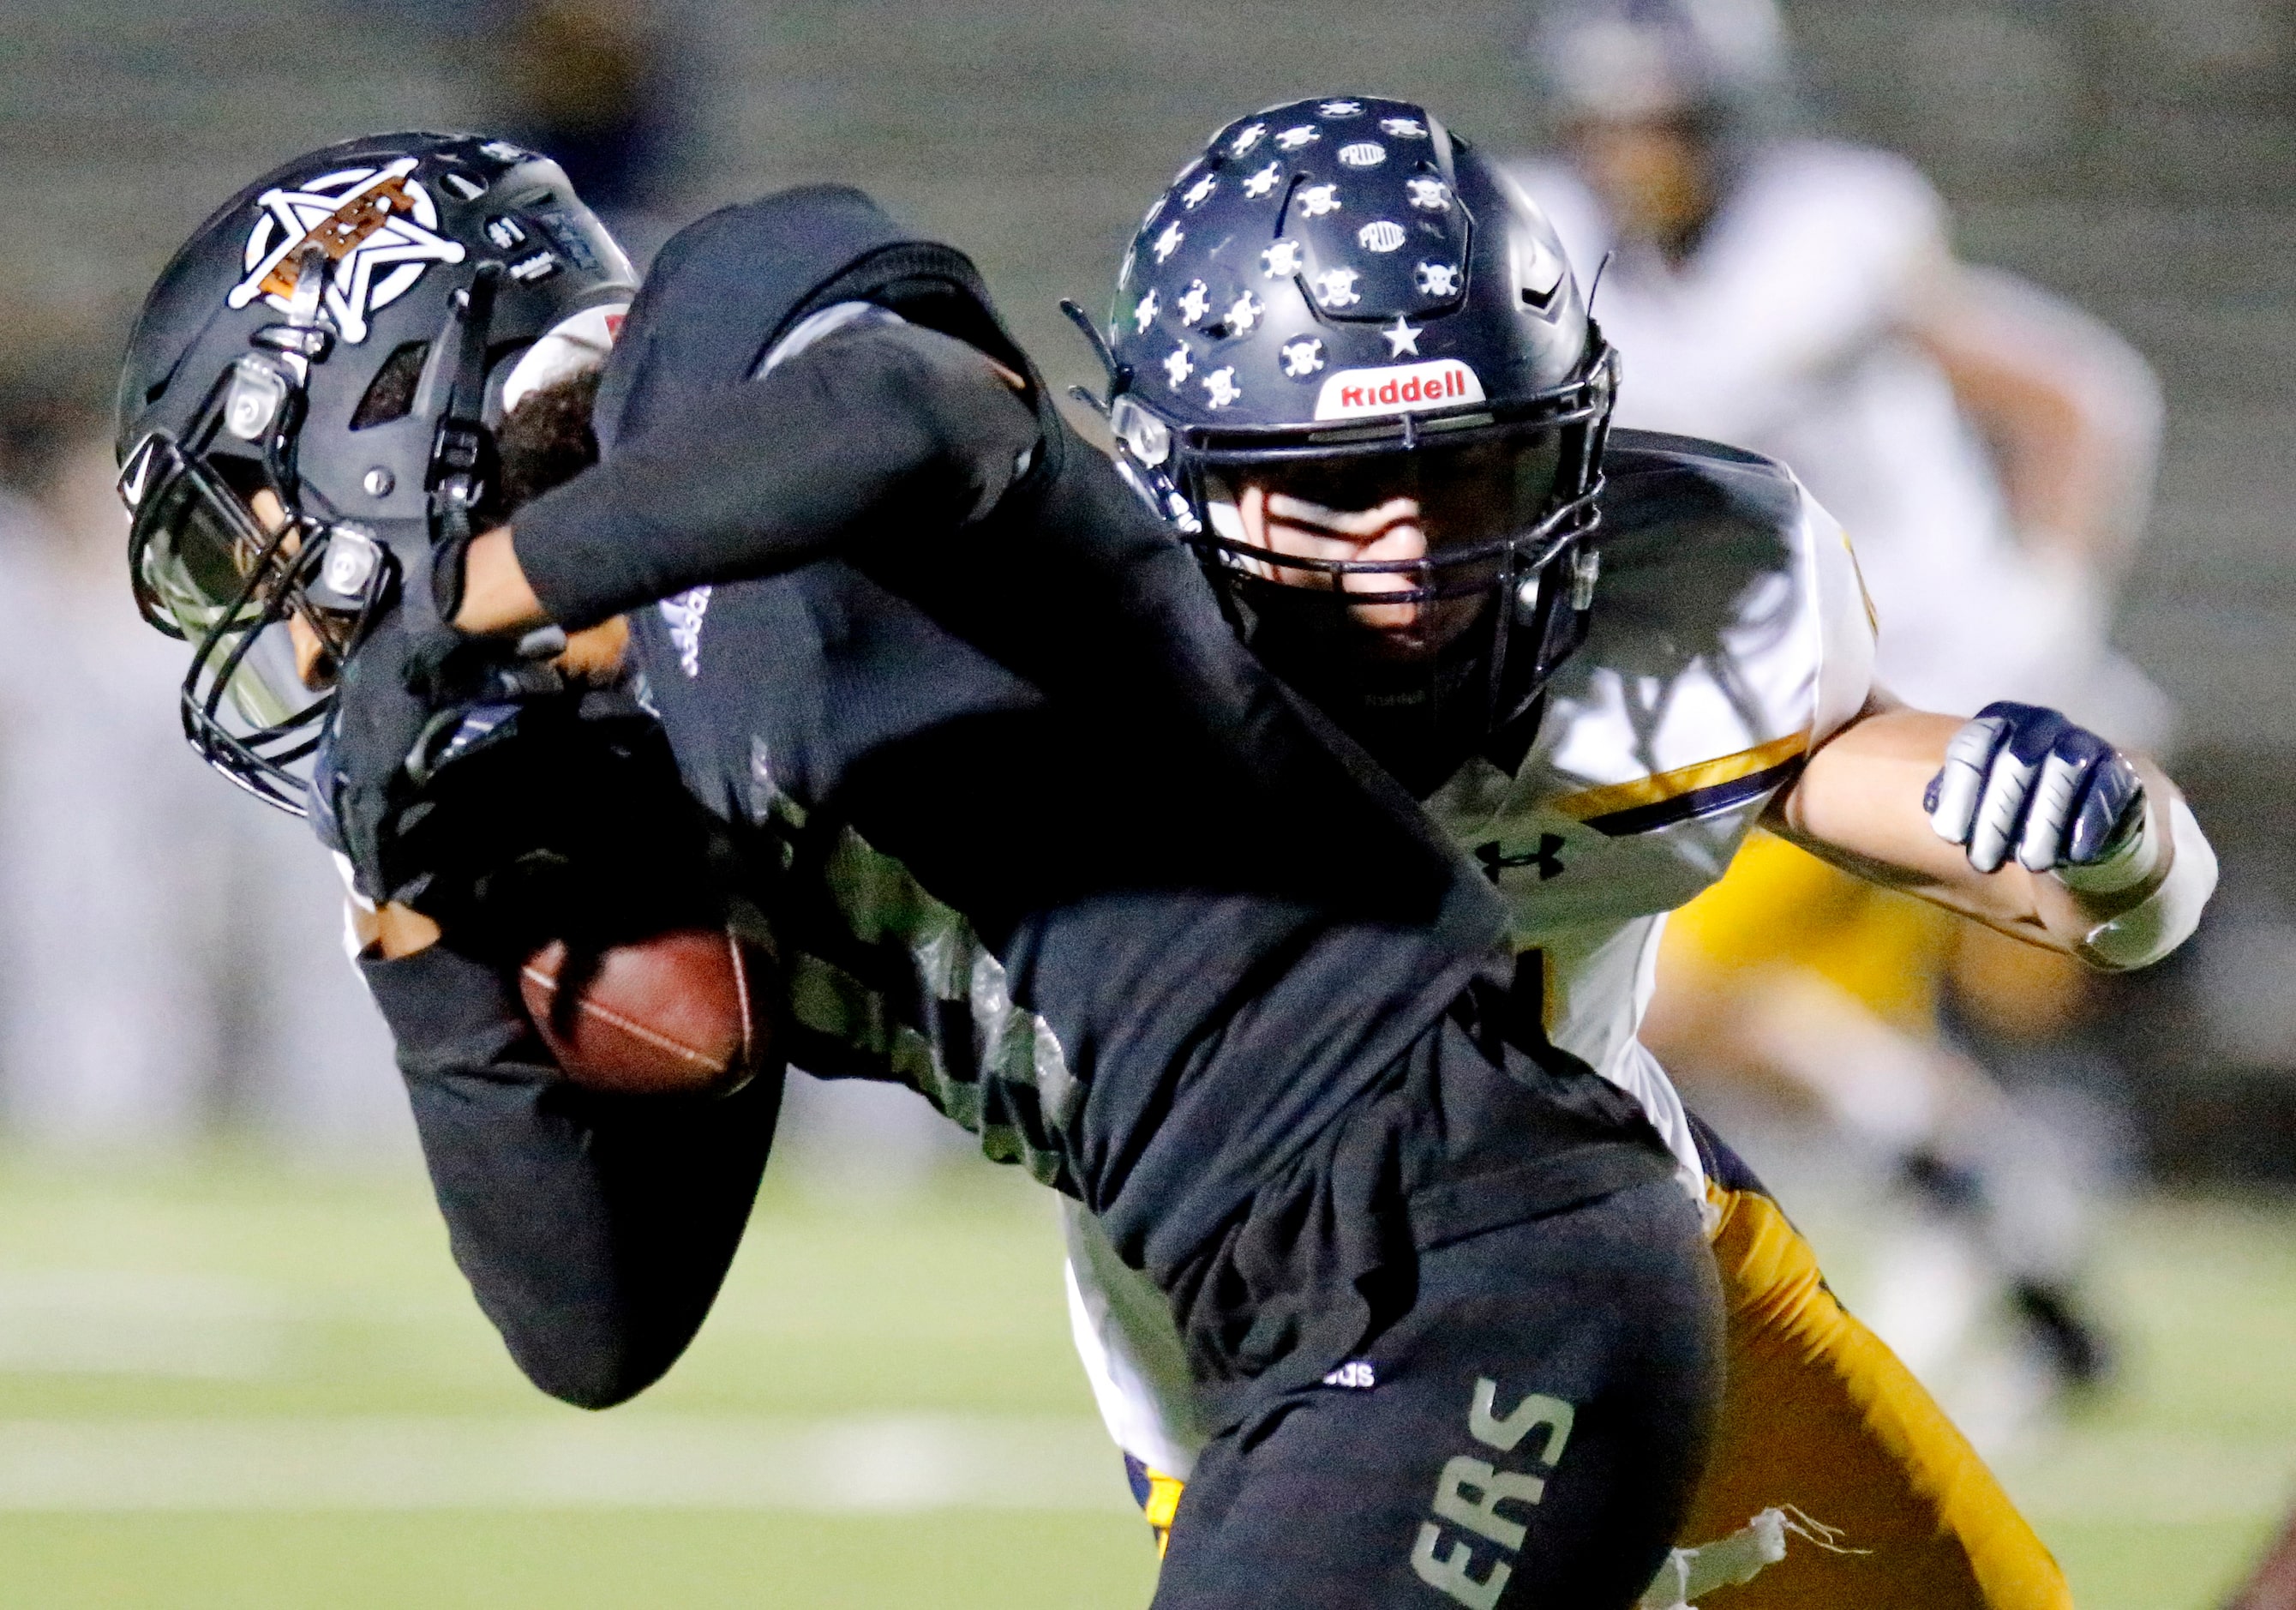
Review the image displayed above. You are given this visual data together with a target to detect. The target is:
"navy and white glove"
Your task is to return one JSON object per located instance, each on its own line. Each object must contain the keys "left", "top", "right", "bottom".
{"left": 1924, "top": 701, "right": 2148, "bottom": 885}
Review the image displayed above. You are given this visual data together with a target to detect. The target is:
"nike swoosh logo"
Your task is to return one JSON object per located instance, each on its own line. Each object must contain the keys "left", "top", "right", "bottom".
{"left": 117, "top": 439, "right": 157, "bottom": 509}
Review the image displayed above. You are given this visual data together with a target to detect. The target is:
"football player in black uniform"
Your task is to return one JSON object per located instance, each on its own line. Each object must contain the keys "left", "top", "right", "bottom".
{"left": 120, "top": 141, "right": 1723, "bottom": 1609}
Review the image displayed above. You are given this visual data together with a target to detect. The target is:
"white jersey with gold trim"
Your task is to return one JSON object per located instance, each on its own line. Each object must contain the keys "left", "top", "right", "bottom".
{"left": 1064, "top": 430, "right": 1878, "bottom": 1477}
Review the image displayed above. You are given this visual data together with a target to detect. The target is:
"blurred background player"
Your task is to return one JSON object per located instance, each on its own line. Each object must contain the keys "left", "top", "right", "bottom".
{"left": 1510, "top": 0, "right": 2172, "bottom": 1421}
{"left": 0, "top": 369, "right": 398, "bottom": 1153}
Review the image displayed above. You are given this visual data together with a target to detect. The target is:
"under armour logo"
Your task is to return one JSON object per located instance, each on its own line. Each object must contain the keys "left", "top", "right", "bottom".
{"left": 1475, "top": 835, "right": 1565, "bottom": 883}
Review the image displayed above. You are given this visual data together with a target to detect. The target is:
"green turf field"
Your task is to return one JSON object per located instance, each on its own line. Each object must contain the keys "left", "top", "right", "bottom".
{"left": 0, "top": 1148, "right": 2285, "bottom": 1607}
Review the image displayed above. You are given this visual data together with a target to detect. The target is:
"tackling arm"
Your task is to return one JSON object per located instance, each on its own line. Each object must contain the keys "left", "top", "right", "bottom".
{"left": 454, "top": 321, "right": 1041, "bottom": 636}
{"left": 1765, "top": 694, "right": 2214, "bottom": 969}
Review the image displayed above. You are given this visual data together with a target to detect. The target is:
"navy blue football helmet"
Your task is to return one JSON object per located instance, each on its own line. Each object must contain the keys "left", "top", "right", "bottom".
{"left": 116, "top": 133, "right": 636, "bottom": 813}
{"left": 1084, "top": 96, "right": 1615, "bottom": 766}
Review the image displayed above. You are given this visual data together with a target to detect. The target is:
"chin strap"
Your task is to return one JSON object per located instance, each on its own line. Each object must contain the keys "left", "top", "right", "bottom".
{"left": 421, "top": 261, "right": 504, "bottom": 622}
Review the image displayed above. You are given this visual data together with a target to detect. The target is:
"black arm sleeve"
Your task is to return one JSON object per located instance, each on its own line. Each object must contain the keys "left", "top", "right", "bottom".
{"left": 511, "top": 322, "right": 1041, "bottom": 630}
{"left": 362, "top": 943, "right": 783, "bottom": 1409}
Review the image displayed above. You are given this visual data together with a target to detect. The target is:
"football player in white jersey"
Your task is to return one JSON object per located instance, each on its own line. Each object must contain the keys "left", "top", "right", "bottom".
{"left": 1512, "top": 0, "right": 2169, "bottom": 1400}
{"left": 1071, "top": 94, "right": 2215, "bottom": 1608}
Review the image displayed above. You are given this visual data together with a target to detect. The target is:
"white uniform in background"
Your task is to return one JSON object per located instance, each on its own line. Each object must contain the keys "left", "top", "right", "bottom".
{"left": 1064, "top": 432, "right": 1875, "bottom": 1478}
{"left": 1515, "top": 141, "right": 2167, "bottom": 745}
{"left": 0, "top": 472, "right": 404, "bottom": 1153}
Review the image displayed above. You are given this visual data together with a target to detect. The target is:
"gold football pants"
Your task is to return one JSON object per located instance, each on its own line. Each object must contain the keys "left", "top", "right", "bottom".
{"left": 1681, "top": 1174, "right": 2071, "bottom": 1608}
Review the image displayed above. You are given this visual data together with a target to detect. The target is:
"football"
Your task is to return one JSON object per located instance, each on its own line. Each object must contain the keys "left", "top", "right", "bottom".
{"left": 518, "top": 928, "right": 773, "bottom": 1098}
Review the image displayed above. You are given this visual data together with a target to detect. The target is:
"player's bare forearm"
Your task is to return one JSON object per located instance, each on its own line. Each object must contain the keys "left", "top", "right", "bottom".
{"left": 1764, "top": 700, "right": 2179, "bottom": 958}
{"left": 457, "top": 526, "right": 550, "bottom": 635}
{"left": 349, "top": 899, "right": 444, "bottom": 960}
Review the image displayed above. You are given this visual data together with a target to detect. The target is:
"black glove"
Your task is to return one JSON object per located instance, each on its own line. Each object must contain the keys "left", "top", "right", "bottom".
{"left": 316, "top": 614, "right": 713, "bottom": 958}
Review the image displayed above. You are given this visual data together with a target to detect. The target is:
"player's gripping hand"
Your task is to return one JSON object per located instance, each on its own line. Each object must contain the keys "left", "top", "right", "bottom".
{"left": 1924, "top": 701, "right": 2151, "bottom": 888}
{"left": 320, "top": 615, "right": 700, "bottom": 949}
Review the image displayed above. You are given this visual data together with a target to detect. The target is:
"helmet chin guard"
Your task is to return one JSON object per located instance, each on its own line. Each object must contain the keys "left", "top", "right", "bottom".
{"left": 116, "top": 133, "right": 637, "bottom": 814}
{"left": 1081, "top": 96, "right": 1616, "bottom": 773}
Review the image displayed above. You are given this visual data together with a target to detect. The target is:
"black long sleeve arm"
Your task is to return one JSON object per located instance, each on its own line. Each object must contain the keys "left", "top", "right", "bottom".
{"left": 362, "top": 942, "right": 784, "bottom": 1409}
{"left": 510, "top": 322, "right": 1041, "bottom": 631}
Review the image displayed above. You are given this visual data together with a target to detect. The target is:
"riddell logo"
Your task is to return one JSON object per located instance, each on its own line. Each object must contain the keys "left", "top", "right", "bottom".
{"left": 1313, "top": 358, "right": 1485, "bottom": 421}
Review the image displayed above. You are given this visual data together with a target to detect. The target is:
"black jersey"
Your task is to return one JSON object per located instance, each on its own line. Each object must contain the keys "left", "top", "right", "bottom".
{"left": 508, "top": 189, "right": 1507, "bottom": 1277}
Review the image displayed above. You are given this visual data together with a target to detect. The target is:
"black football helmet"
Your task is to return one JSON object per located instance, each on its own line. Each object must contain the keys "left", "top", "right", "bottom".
{"left": 115, "top": 133, "right": 636, "bottom": 813}
{"left": 1083, "top": 96, "right": 1615, "bottom": 783}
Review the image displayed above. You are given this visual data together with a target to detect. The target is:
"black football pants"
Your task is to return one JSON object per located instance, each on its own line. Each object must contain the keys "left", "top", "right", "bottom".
{"left": 1154, "top": 1176, "right": 1719, "bottom": 1609}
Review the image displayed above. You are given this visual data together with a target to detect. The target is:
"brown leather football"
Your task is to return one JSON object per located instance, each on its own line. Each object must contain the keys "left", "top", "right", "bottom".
{"left": 518, "top": 928, "right": 772, "bottom": 1097}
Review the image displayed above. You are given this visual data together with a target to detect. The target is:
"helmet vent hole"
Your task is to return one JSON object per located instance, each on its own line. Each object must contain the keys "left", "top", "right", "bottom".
{"left": 350, "top": 341, "right": 432, "bottom": 430}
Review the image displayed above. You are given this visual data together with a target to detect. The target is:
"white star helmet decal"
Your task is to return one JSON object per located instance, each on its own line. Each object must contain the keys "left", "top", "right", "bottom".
{"left": 1313, "top": 267, "right": 1362, "bottom": 309}
{"left": 1382, "top": 315, "right": 1422, "bottom": 357}
{"left": 1262, "top": 240, "right": 1304, "bottom": 278}
{"left": 1296, "top": 184, "right": 1341, "bottom": 219}
{"left": 227, "top": 158, "right": 465, "bottom": 345}
{"left": 1202, "top": 367, "right": 1242, "bottom": 409}
{"left": 1242, "top": 161, "right": 1283, "bottom": 200}
{"left": 1163, "top": 345, "right": 1194, "bottom": 389}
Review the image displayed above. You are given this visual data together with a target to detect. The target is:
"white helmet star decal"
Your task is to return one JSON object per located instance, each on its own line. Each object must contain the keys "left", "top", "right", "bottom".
{"left": 1382, "top": 315, "right": 1422, "bottom": 357}
{"left": 227, "top": 158, "right": 465, "bottom": 345}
